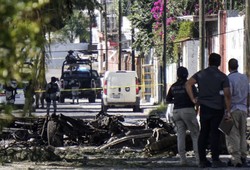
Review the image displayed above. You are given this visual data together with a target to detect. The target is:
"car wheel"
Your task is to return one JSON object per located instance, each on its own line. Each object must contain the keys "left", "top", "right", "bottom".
{"left": 97, "top": 91, "right": 102, "bottom": 99}
{"left": 102, "top": 105, "right": 108, "bottom": 112}
{"left": 133, "top": 105, "right": 140, "bottom": 112}
{"left": 32, "top": 106, "right": 36, "bottom": 112}
{"left": 59, "top": 96, "right": 65, "bottom": 103}
{"left": 47, "top": 119, "right": 63, "bottom": 147}
{"left": 88, "top": 95, "right": 96, "bottom": 103}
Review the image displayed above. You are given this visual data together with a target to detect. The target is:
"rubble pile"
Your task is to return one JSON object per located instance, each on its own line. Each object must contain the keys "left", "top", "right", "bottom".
{"left": 0, "top": 110, "right": 185, "bottom": 165}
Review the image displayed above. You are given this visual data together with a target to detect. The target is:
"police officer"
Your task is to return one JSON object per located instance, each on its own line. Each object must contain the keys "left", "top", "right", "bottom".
{"left": 65, "top": 50, "right": 78, "bottom": 64}
{"left": 70, "top": 79, "right": 80, "bottom": 104}
{"left": 46, "top": 77, "right": 60, "bottom": 115}
{"left": 4, "top": 80, "right": 17, "bottom": 105}
{"left": 166, "top": 66, "right": 199, "bottom": 166}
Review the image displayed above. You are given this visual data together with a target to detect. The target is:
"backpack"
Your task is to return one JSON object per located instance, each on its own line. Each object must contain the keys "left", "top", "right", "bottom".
{"left": 47, "top": 82, "right": 59, "bottom": 94}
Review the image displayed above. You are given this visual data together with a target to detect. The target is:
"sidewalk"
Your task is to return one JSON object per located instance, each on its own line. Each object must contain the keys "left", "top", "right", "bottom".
{"left": 1, "top": 155, "right": 249, "bottom": 170}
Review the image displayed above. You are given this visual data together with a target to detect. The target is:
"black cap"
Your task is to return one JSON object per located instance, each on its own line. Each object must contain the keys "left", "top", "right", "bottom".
{"left": 177, "top": 66, "right": 188, "bottom": 79}
{"left": 51, "top": 77, "right": 57, "bottom": 82}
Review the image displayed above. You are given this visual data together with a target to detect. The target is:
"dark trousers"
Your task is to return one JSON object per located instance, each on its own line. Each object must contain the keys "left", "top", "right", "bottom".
{"left": 199, "top": 104, "right": 224, "bottom": 162}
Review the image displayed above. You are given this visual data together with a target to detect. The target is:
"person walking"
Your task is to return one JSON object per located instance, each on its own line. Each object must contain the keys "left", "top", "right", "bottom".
{"left": 166, "top": 66, "right": 200, "bottom": 166}
{"left": 45, "top": 77, "right": 60, "bottom": 116}
{"left": 225, "top": 58, "right": 249, "bottom": 167}
{"left": 185, "top": 53, "right": 231, "bottom": 168}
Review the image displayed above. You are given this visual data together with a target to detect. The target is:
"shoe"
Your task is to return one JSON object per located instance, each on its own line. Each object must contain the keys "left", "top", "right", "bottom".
{"left": 180, "top": 159, "right": 187, "bottom": 166}
{"left": 241, "top": 157, "right": 248, "bottom": 166}
{"left": 235, "top": 163, "right": 242, "bottom": 167}
{"left": 228, "top": 159, "right": 245, "bottom": 167}
{"left": 51, "top": 113, "right": 56, "bottom": 118}
{"left": 227, "top": 159, "right": 233, "bottom": 166}
{"left": 212, "top": 160, "right": 227, "bottom": 168}
{"left": 198, "top": 160, "right": 212, "bottom": 168}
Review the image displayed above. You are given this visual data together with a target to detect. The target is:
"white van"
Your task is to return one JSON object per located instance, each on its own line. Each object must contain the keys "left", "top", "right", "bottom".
{"left": 102, "top": 70, "right": 140, "bottom": 112}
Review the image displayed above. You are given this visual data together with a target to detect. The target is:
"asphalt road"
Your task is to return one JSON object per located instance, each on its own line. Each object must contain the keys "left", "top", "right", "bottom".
{"left": 32, "top": 98, "right": 159, "bottom": 122}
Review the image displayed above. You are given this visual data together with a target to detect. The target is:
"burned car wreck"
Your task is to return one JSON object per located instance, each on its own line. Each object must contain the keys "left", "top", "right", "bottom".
{"left": 0, "top": 111, "right": 179, "bottom": 153}
{"left": 0, "top": 110, "right": 242, "bottom": 168}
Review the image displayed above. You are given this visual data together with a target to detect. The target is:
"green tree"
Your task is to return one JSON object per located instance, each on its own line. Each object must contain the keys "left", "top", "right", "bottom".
{"left": 0, "top": 0, "right": 100, "bottom": 116}
{"left": 129, "top": 0, "right": 155, "bottom": 56}
{"left": 129, "top": 0, "right": 246, "bottom": 63}
{"left": 53, "top": 10, "right": 90, "bottom": 43}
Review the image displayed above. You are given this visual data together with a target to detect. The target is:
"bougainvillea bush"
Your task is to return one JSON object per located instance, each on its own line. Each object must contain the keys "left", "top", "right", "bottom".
{"left": 129, "top": 0, "right": 245, "bottom": 63}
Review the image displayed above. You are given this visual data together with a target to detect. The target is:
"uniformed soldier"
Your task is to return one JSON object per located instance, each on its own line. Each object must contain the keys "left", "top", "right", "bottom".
{"left": 70, "top": 79, "right": 80, "bottom": 104}
{"left": 46, "top": 77, "right": 60, "bottom": 116}
{"left": 4, "top": 80, "right": 17, "bottom": 105}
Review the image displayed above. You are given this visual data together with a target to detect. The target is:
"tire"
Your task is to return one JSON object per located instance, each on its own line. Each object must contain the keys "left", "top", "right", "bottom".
{"left": 31, "top": 106, "right": 36, "bottom": 112}
{"left": 47, "top": 119, "right": 63, "bottom": 147}
{"left": 88, "top": 95, "right": 96, "bottom": 103}
{"left": 102, "top": 105, "right": 108, "bottom": 112}
{"left": 13, "top": 130, "right": 29, "bottom": 141}
{"left": 59, "top": 96, "right": 65, "bottom": 103}
{"left": 133, "top": 97, "right": 141, "bottom": 112}
{"left": 133, "top": 105, "right": 140, "bottom": 112}
{"left": 101, "top": 99, "right": 108, "bottom": 112}
{"left": 97, "top": 91, "right": 102, "bottom": 99}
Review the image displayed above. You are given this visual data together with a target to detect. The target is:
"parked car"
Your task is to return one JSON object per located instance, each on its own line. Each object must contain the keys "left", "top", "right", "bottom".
{"left": 102, "top": 70, "right": 141, "bottom": 112}
{"left": 59, "top": 59, "right": 102, "bottom": 103}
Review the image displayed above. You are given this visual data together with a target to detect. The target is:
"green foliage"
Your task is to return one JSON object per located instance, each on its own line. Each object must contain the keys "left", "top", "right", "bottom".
{"left": 129, "top": 0, "right": 155, "bottom": 55}
{"left": 173, "top": 21, "right": 194, "bottom": 59}
{"left": 53, "top": 10, "right": 90, "bottom": 43}
{"left": 0, "top": 0, "right": 48, "bottom": 119}
{"left": 73, "top": 0, "right": 101, "bottom": 11}
{"left": 0, "top": 0, "right": 101, "bottom": 118}
{"left": 129, "top": 0, "right": 246, "bottom": 63}
{"left": 148, "top": 103, "right": 167, "bottom": 117}
{"left": 40, "top": 0, "right": 73, "bottom": 31}
{"left": 176, "top": 21, "right": 194, "bottom": 40}
{"left": 0, "top": 0, "right": 47, "bottom": 84}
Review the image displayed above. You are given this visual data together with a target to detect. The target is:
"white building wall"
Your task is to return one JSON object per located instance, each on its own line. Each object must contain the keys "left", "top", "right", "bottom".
{"left": 182, "top": 40, "right": 200, "bottom": 77}
{"left": 212, "top": 36, "right": 220, "bottom": 55}
{"left": 46, "top": 43, "right": 89, "bottom": 69}
{"left": 166, "top": 63, "right": 177, "bottom": 88}
{"left": 226, "top": 16, "right": 245, "bottom": 74}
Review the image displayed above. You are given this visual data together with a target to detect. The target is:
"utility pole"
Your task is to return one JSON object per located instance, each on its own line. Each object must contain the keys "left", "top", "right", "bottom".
{"left": 246, "top": 0, "right": 250, "bottom": 78}
{"left": 244, "top": 0, "right": 250, "bottom": 111}
{"left": 104, "top": 0, "right": 108, "bottom": 71}
{"left": 162, "top": 0, "right": 167, "bottom": 103}
{"left": 131, "top": 0, "right": 135, "bottom": 71}
{"left": 131, "top": 25, "right": 135, "bottom": 71}
{"left": 88, "top": 10, "right": 93, "bottom": 47}
{"left": 199, "top": 0, "right": 205, "bottom": 70}
{"left": 118, "top": 0, "right": 122, "bottom": 70}
{"left": 230, "top": 0, "right": 235, "bottom": 10}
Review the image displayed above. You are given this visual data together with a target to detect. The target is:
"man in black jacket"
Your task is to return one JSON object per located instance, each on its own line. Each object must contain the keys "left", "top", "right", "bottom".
{"left": 186, "top": 53, "right": 231, "bottom": 168}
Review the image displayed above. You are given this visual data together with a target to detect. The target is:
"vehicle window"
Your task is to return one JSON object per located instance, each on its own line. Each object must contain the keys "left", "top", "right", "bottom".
{"left": 91, "top": 71, "right": 98, "bottom": 78}
{"left": 62, "top": 71, "right": 90, "bottom": 78}
{"left": 76, "top": 72, "right": 90, "bottom": 78}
